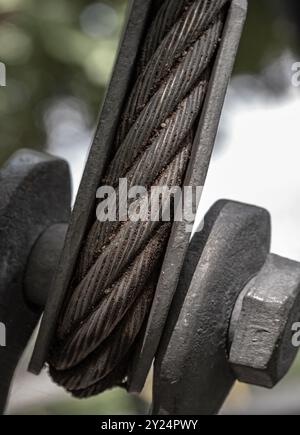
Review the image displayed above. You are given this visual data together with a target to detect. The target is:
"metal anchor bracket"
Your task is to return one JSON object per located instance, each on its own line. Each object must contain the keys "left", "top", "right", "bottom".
{"left": 153, "top": 200, "right": 300, "bottom": 415}
{"left": 28, "top": 0, "right": 248, "bottom": 394}
{"left": 0, "top": 149, "right": 71, "bottom": 413}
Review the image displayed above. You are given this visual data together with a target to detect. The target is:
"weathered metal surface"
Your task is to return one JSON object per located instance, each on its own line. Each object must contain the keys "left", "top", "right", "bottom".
{"left": 229, "top": 254, "right": 300, "bottom": 388}
{"left": 30, "top": 0, "right": 247, "bottom": 393}
{"left": 48, "top": 1, "right": 227, "bottom": 396}
{"left": 129, "top": 0, "right": 248, "bottom": 393}
{"left": 25, "top": 224, "right": 68, "bottom": 308}
{"left": 29, "top": 0, "right": 157, "bottom": 376}
{"left": 0, "top": 149, "right": 71, "bottom": 413}
{"left": 152, "top": 200, "right": 271, "bottom": 415}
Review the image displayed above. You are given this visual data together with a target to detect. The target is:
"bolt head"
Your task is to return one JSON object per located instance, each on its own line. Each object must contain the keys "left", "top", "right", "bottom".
{"left": 229, "top": 254, "right": 300, "bottom": 388}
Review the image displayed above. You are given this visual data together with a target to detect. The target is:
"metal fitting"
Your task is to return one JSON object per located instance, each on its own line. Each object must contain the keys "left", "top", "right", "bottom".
{"left": 0, "top": 149, "right": 71, "bottom": 413}
{"left": 229, "top": 254, "right": 300, "bottom": 388}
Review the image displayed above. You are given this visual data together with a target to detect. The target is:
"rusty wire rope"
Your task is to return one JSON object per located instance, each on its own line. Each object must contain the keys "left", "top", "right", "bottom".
{"left": 49, "top": 0, "right": 228, "bottom": 397}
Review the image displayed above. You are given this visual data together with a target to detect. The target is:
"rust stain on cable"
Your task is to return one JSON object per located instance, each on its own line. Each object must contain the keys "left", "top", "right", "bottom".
{"left": 49, "top": 0, "right": 229, "bottom": 397}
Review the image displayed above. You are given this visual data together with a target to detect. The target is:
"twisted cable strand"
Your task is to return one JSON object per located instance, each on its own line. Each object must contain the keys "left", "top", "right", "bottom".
{"left": 118, "top": 0, "right": 227, "bottom": 143}
{"left": 117, "top": 0, "right": 192, "bottom": 144}
{"left": 49, "top": 0, "right": 228, "bottom": 397}
{"left": 58, "top": 144, "right": 192, "bottom": 339}
{"left": 104, "top": 15, "right": 224, "bottom": 187}
{"left": 139, "top": 0, "right": 190, "bottom": 72}
{"left": 50, "top": 285, "right": 155, "bottom": 391}
{"left": 77, "top": 14, "right": 224, "bottom": 279}
{"left": 77, "top": 11, "right": 224, "bottom": 283}
{"left": 51, "top": 224, "right": 172, "bottom": 370}
{"left": 79, "top": 77, "right": 208, "bottom": 279}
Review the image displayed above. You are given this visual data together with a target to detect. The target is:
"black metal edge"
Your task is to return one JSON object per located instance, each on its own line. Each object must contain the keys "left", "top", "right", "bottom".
{"left": 29, "top": 0, "right": 156, "bottom": 374}
{"left": 128, "top": 0, "right": 248, "bottom": 393}
{"left": 152, "top": 200, "right": 271, "bottom": 415}
{"left": 0, "top": 149, "right": 71, "bottom": 412}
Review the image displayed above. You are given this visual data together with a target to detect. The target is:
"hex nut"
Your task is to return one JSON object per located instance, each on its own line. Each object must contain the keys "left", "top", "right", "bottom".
{"left": 229, "top": 254, "right": 300, "bottom": 388}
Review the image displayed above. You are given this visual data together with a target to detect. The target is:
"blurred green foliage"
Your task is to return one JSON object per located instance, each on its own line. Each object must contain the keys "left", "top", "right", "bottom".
{"left": 0, "top": 0, "right": 126, "bottom": 164}
{"left": 235, "top": 0, "right": 290, "bottom": 74}
{"left": 0, "top": 0, "right": 298, "bottom": 165}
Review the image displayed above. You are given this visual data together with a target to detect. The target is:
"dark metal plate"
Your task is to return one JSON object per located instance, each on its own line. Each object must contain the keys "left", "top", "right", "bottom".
{"left": 29, "top": 0, "right": 157, "bottom": 374}
{"left": 152, "top": 200, "right": 271, "bottom": 415}
{"left": 0, "top": 149, "right": 70, "bottom": 412}
{"left": 29, "top": 0, "right": 248, "bottom": 390}
{"left": 128, "top": 0, "right": 248, "bottom": 392}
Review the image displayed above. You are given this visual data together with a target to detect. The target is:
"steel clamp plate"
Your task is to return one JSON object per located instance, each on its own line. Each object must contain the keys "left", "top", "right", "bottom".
{"left": 29, "top": 0, "right": 248, "bottom": 396}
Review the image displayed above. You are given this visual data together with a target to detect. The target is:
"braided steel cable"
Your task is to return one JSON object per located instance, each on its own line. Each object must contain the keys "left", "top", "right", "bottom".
{"left": 49, "top": 0, "right": 228, "bottom": 397}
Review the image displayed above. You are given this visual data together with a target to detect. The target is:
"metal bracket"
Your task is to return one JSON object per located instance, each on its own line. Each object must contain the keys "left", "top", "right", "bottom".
{"left": 129, "top": 0, "right": 248, "bottom": 392}
{"left": 153, "top": 199, "right": 300, "bottom": 415}
{"left": 152, "top": 200, "right": 271, "bottom": 415}
{"left": 0, "top": 149, "right": 71, "bottom": 413}
{"left": 29, "top": 0, "right": 157, "bottom": 376}
{"left": 29, "top": 0, "right": 248, "bottom": 396}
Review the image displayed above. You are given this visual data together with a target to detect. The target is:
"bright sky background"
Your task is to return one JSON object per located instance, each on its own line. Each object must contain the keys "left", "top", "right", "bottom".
{"left": 198, "top": 79, "right": 300, "bottom": 261}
